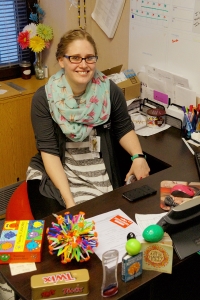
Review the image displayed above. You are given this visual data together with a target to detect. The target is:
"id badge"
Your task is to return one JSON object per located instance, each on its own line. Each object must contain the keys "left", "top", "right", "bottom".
{"left": 89, "top": 135, "right": 100, "bottom": 152}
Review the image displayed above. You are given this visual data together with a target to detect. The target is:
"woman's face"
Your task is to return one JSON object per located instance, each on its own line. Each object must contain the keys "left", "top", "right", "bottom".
{"left": 58, "top": 39, "right": 96, "bottom": 94}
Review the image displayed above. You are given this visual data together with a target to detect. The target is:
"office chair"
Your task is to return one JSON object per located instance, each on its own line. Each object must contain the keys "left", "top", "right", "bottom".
{"left": 5, "top": 181, "right": 34, "bottom": 220}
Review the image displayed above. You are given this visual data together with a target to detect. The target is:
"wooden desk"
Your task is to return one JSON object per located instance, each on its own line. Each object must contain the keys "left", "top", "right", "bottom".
{"left": 1, "top": 127, "right": 200, "bottom": 300}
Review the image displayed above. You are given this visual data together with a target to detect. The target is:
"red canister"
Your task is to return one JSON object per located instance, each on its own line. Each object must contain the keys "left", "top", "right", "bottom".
{"left": 147, "top": 108, "right": 166, "bottom": 128}
{"left": 19, "top": 61, "right": 31, "bottom": 79}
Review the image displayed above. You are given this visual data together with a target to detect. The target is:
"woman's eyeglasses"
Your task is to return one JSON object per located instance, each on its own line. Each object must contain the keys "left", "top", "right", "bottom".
{"left": 63, "top": 55, "right": 98, "bottom": 64}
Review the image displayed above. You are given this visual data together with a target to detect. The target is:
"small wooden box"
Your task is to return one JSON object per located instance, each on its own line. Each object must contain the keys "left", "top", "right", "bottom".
{"left": 31, "top": 269, "right": 90, "bottom": 299}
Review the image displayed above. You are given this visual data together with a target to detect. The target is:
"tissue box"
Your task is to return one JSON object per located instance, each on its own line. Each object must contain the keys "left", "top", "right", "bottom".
{"left": 0, "top": 220, "right": 45, "bottom": 264}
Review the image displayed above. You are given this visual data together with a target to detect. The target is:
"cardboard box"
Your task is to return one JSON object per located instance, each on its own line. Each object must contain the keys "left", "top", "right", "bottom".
{"left": 102, "top": 65, "right": 141, "bottom": 100}
{"left": 31, "top": 269, "right": 89, "bottom": 299}
{"left": 0, "top": 220, "right": 45, "bottom": 264}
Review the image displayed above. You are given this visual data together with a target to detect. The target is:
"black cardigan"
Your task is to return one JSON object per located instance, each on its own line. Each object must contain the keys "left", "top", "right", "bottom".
{"left": 29, "top": 79, "right": 134, "bottom": 203}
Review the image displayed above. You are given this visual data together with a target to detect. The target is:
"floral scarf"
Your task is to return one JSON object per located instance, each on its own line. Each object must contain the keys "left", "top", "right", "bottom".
{"left": 45, "top": 69, "right": 111, "bottom": 142}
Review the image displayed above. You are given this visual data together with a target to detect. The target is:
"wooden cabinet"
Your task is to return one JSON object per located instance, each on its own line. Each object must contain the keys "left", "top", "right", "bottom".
{"left": 0, "top": 77, "right": 48, "bottom": 188}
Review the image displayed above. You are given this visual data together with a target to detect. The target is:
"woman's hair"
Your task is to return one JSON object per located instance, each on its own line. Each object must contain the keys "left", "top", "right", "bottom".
{"left": 56, "top": 29, "right": 98, "bottom": 60}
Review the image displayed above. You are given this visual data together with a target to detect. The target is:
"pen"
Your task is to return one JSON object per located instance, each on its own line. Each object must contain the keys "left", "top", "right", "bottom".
{"left": 191, "top": 109, "right": 197, "bottom": 130}
{"left": 182, "top": 106, "right": 193, "bottom": 137}
{"left": 182, "top": 138, "right": 195, "bottom": 155}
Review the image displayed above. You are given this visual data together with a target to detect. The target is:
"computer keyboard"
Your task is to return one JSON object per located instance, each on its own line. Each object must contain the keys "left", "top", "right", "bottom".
{"left": 194, "top": 152, "right": 200, "bottom": 178}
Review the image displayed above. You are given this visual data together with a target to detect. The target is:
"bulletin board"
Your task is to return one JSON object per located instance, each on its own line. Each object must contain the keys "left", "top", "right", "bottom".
{"left": 128, "top": 0, "right": 200, "bottom": 96}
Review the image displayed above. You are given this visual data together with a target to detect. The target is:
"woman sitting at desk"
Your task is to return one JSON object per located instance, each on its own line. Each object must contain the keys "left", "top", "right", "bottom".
{"left": 26, "top": 29, "right": 150, "bottom": 218}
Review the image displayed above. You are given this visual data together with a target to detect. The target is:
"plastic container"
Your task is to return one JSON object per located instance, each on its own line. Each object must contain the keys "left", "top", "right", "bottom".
{"left": 101, "top": 249, "right": 119, "bottom": 297}
{"left": 19, "top": 61, "right": 31, "bottom": 79}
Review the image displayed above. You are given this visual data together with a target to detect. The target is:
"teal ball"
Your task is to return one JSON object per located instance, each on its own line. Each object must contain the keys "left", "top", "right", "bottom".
{"left": 125, "top": 238, "right": 141, "bottom": 256}
{"left": 142, "top": 224, "right": 164, "bottom": 243}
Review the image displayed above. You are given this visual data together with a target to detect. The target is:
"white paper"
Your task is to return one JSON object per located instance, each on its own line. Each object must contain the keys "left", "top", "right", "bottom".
{"left": 144, "top": 65, "right": 190, "bottom": 103}
{"left": 87, "top": 209, "right": 142, "bottom": 263}
{"left": 175, "top": 85, "right": 196, "bottom": 107}
{"left": 173, "top": 74, "right": 189, "bottom": 89}
{"left": 107, "top": 72, "right": 127, "bottom": 84}
{"left": 165, "top": 105, "right": 185, "bottom": 123}
{"left": 91, "top": 0, "right": 125, "bottom": 38}
{"left": 188, "top": 139, "right": 200, "bottom": 147}
{"left": 193, "top": 0, "right": 200, "bottom": 33}
{"left": 145, "top": 86, "right": 154, "bottom": 101}
{"left": 131, "top": 112, "right": 147, "bottom": 131}
{"left": 135, "top": 213, "right": 167, "bottom": 231}
{"left": 135, "top": 123, "right": 171, "bottom": 137}
{"left": 9, "top": 262, "right": 36, "bottom": 276}
{"left": 191, "top": 132, "right": 200, "bottom": 144}
{"left": 68, "top": 0, "right": 78, "bottom": 8}
{"left": 0, "top": 89, "right": 7, "bottom": 94}
{"left": 147, "top": 75, "right": 167, "bottom": 94}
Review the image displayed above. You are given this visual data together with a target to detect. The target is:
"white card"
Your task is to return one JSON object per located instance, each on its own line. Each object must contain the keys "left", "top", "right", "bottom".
{"left": 9, "top": 262, "right": 36, "bottom": 276}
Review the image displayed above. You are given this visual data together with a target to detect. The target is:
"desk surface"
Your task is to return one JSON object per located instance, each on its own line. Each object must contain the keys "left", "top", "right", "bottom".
{"left": 1, "top": 127, "right": 200, "bottom": 300}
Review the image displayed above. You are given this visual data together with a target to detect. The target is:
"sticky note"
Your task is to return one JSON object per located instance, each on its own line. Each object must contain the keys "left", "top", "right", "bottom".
{"left": 153, "top": 90, "right": 169, "bottom": 105}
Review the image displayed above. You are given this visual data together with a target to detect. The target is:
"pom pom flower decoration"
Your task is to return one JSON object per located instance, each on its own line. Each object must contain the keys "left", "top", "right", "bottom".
{"left": 46, "top": 212, "right": 98, "bottom": 263}
{"left": 17, "top": 3, "right": 53, "bottom": 53}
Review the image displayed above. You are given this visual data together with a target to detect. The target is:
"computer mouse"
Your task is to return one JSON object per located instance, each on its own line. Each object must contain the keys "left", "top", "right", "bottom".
{"left": 170, "top": 184, "right": 195, "bottom": 198}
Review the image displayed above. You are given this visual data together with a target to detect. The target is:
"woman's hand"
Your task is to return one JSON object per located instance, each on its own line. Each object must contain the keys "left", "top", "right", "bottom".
{"left": 125, "top": 157, "right": 150, "bottom": 182}
{"left": 119, "top": 130, "right": 150, "bottom": 182}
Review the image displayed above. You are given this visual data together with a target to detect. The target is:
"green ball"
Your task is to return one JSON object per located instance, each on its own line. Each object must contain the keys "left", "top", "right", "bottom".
{"left": 142, "top": 224, "right": 164, "bottom": 243}
{"left": 125, "top": 238, "right": 141, "bottom": 256}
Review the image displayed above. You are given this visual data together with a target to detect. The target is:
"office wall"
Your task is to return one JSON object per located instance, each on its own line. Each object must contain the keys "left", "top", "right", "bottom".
{"left": 40, "top": 0, "right": 130, "bottom": 76}
{"left": 128, "top": 0, "right": 200, "bottom": 97}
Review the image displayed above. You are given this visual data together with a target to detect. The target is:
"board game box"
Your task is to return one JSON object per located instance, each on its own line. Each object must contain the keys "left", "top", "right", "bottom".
{"left": 0, "top": 220, "right": 45, "bottom": 264}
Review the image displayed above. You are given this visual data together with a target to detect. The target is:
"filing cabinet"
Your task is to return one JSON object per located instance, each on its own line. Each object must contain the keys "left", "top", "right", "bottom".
{"left": 0, "top": 77, "right": 47, "bottom": 187}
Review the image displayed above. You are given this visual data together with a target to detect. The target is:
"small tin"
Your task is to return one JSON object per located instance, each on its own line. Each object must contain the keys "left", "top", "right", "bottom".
{"left": 19, "top": 61, "right": 31, "bottom": 79}
{"left": 31, "top": 269, "right": 89, "bottom": 299}
{"left": 147, "top": 108, "right": 165, "bottom": 128}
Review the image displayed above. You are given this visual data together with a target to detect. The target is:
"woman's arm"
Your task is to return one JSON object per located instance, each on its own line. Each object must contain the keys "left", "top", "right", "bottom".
{"left": 109, "top": 80, "right": 150, "bottom": 181}
{"left": 31, "top": 87, "right": 75, "bottom": 207}
{"left": 119, "top": 130, "right": 150, "bottom": 181}
{"left": 41, "top": 151, "right": 75, "bottom": 208}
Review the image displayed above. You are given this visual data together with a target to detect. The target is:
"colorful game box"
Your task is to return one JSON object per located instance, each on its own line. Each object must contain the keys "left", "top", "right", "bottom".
{"left": 0, "top": 220, "right": 45, "bottom": 264}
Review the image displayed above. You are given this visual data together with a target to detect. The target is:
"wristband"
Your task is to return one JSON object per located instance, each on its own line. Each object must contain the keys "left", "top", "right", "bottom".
{"left": 131, "top": 154, "right": 146, "bottom": 161}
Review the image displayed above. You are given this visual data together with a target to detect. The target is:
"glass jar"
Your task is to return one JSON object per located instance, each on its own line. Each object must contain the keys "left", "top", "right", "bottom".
{"left": 34, "top": 52, "right": 45, "bottom": 80}
{"left": 19, "top": 61, "right": 31, "bottom": 80}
